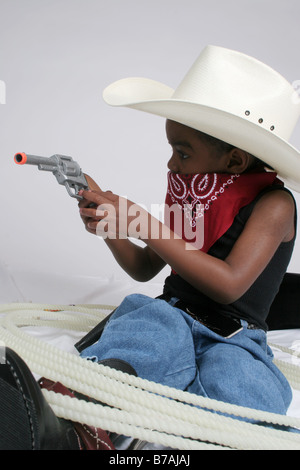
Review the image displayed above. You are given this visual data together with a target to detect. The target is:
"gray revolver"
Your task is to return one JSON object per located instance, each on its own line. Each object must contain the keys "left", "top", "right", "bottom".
{"left": 14, "top": 152, "right": 89, "bottom": 199}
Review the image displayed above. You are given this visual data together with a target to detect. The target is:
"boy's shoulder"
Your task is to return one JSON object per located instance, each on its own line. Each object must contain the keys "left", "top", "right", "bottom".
{"left": 252, "top": 186, "right": 296, "bottom": 242}
{"left": 257, "top": 186, "right": 295, "bottom": 209}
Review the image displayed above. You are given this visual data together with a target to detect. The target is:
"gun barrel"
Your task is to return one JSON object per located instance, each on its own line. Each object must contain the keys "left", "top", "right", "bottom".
{"left": 14, "top": 151, "right": 89, "bottom": 198}
{"left": 14, "top": 153, "right": 53, "bottom": 166}
{"left": 14, "top": 152, "right": 27, "bottom": 164}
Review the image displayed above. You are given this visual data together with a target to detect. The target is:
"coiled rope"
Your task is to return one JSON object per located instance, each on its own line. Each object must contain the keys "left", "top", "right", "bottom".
{"left": 0, "top": 302, "right": 300, "bottom": 450}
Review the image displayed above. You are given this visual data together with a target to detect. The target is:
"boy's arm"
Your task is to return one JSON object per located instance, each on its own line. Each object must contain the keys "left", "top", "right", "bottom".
{"left": 78, "top": 175, "right": 166, "bottom": 281}
{"left": 104, "top": 239, "right": 167, "bottom": 281}
{"left": 80, "top": 188, "right": 295, "bottom": 303}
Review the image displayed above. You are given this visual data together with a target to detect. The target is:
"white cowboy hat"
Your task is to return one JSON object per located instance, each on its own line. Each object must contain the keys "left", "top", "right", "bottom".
{"left": 103, "top": 45, "right": 300, "bottom": 192}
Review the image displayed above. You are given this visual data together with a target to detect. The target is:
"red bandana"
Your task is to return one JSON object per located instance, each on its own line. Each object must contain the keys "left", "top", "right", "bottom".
{"left": 164, "top": 171, "right": 282, "bottom": 253}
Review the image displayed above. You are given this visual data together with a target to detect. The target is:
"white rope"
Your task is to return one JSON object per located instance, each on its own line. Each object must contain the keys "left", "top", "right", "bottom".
{"left": 0, "top": 303, "right": 300, "bottom": 450}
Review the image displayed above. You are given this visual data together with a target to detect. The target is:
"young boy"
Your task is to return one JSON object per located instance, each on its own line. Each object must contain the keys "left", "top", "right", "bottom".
{"left": 77, "top": 45, "right": 299, "bottom": 412}
{"left": 78, "top": 118, "right": 295, "bottom": 406}
{"left": 1, "top": 45, "right": 299, "bottom": 449}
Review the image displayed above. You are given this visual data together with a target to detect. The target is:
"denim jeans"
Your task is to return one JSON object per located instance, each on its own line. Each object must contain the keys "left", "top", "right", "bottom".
{"left": 80, "top": 293, "right": 292, "bottom": 415}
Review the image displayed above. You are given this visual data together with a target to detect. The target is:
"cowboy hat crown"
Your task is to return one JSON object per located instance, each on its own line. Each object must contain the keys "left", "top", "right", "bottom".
{"left": 103, "top": 45, "right": 300, "bottom": 192}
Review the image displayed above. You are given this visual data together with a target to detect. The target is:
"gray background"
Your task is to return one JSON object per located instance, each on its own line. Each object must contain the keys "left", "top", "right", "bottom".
{"left": 1, "top": 0, "right": 300, "bottom": 303}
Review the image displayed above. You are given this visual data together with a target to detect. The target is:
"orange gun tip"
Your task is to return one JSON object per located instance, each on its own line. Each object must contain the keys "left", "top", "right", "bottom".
{"left": 14, "top": 152, "right": 27, "bottom": 164}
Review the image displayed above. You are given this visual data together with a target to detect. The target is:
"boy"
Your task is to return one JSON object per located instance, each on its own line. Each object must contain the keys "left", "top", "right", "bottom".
{"left": 78, "top": 118, "right": 295, "bottom": 404}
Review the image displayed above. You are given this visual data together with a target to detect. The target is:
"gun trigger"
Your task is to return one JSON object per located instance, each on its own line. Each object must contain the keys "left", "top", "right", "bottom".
{"left": 64, "top": 181, "right": 79, "bottom": 198}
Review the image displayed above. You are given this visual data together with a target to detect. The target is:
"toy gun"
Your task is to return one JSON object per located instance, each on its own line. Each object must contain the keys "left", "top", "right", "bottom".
{"left": 14, "top": 152, "right": 89, "bottom": 199}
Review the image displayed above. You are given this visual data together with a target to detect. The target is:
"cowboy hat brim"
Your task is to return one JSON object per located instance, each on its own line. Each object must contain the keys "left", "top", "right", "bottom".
{"left": 103, "top": 77, "right": 300, "bottom": 192}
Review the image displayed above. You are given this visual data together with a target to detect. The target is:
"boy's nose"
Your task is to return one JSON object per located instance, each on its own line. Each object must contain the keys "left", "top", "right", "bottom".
{"left": 167, "top": 155, "right": 178, "bottom": 172}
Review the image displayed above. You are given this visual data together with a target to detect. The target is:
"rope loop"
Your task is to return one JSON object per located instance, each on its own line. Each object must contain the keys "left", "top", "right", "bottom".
{"left": 1, "top": 303, "right": 300, "bottom": 450}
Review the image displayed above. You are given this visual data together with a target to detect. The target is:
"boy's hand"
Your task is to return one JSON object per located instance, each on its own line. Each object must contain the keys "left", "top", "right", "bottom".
{"left": 78, "top": 189, "right": 119, "bottom": 237}
{"left": 83, "top": 174, "right": 102, "bottom": 192}
{"left": 79, "top": 188, "right": 149, "bottom": 240}
{"left": 78, "top": 174, "right": 102, "bottom": 235}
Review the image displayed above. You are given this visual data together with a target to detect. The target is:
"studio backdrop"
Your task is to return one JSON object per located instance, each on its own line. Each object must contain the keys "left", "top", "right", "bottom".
{"left": 0, "top": 0, "right": 299, "bottom": 305}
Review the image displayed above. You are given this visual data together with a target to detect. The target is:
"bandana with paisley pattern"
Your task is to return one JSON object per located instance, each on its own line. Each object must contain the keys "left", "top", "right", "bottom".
{"left": 164, "top": 171, "right": 281, "bottom": 252}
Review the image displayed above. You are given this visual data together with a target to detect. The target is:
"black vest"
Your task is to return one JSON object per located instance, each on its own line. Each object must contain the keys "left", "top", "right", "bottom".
{"left": 163, "top": 186, "right": 297, "bottom": 331}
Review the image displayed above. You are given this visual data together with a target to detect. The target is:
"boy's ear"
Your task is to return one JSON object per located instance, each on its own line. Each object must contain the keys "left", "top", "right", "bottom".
{"left": 226, "top": 148, "right": 251, "bottom": 174}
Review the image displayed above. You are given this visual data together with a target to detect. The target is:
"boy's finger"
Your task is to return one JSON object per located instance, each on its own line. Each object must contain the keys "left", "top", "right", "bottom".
{"left": 80, "top": 189, "right": 116, "bottom": 207}
{"left": 79, "top": 206, "right": 98, "bottom": 218}
{"left": 78, "top": 196, "right": 91, "bottom": 208}
{"left": 79, "top": 189, "right": 103, "bottom": 204}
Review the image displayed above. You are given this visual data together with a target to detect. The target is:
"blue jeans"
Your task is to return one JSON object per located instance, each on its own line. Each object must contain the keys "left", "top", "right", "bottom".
{"left": 80, "top": 293, "right": 292, "bottom": 415}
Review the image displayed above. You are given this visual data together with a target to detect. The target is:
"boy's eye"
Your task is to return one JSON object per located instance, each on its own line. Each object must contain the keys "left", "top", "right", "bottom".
{"left": 177, "top": 150, "right": 190, "bottom": 160}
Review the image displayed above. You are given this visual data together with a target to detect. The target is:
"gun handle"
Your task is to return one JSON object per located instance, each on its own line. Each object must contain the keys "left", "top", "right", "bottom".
{"left": 84, "top": 174, "right": 101, "bottom": 192}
